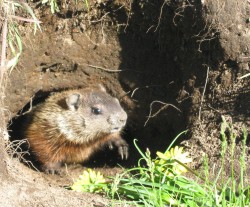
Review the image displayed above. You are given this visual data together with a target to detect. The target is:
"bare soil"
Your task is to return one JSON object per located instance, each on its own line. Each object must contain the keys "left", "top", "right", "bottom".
{"left": 1, "top": 0, "right": 250, "bottom": 206}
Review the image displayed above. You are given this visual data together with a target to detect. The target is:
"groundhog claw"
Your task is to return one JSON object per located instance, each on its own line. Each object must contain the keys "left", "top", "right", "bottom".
{"left": 44, "top": 168, "right": 60, "bottom": 175}
{"left": 118, "top": 145, "right": 129, "bottom": 160}
{"left": 43, "top": 162, "right": 63, "bottom": 175}
{"left": 108, "top": 138, "right": 129, "bottom": 160}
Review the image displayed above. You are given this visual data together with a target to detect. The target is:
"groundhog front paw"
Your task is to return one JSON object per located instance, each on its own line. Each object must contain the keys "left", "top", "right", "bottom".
{"left": 42, "top": 162, "right": 63, "bottom": 175}
{"left": 108, "top": 139, "right": 129, "bottom": 160}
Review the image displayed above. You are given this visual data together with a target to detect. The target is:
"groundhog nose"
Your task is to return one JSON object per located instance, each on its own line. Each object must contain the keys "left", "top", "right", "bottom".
{"left": 120, "top": 118, "right": 126, "bottom": 125}
{"left": 108, "top": 114, "right": 127, "bottom": 127}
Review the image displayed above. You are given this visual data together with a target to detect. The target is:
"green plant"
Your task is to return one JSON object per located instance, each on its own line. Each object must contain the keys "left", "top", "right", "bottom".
{"left": 155, "top": 145, "right": 192, "bottom": 175}
{"left": 41, "top": 0, "right": 90, "bottom": 14}
{"left": 71, "top": 168, "right": 108, "bottom": 193}
{"left": 70, "top": 126, "right": 250, "bottom": 206}
{"left": 218, "top": 116, "right": 249, "bottom": 206}
{"left": 41, "top": 0, "right": 59, "bottom": 14}
{"left": 109, "top": 137, "right": 212, "bottom": 207}
{"left": 110, "top": 126, "right": 249, "bottom": 206}
{"left": 82, "top": 0, "right": 89, "bottom": 12}
{"left": 1, "top": 0, "right": 41, "bottom": 70}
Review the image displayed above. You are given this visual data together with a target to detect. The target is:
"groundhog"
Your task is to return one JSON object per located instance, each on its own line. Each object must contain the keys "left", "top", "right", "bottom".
{"left": 25, "top": 86, "right": 128, "bottom": 174}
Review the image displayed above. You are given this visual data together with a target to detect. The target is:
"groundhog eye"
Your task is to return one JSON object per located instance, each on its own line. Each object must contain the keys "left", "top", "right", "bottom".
{"left": 91, "top": 107, "right": 102, "bottom": 115}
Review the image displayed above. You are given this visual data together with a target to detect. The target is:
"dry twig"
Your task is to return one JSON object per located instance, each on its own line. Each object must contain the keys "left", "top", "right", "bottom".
{"left": 88, "top": 64, "right": 122, "bottom": 72}
{"left": 18, "top": 95, "right": 35, "bottom": 116}
{"left": 198, "top": 65, "right": 209, "bottom": 121}
{"left": 144, "top": 100, "right": 181, "bottom": 126}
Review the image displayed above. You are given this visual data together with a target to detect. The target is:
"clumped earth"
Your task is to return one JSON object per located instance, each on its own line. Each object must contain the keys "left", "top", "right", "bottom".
{"left": 1, "top": 0, "right": 250, "bottom": 206}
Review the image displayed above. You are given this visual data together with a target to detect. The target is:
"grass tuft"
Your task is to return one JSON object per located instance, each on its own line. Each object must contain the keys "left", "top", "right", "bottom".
{"left": 71, "top": 123, "right": 250, "bottom": 206}
{"left": 1, "top": 0, "right": 41, "bottom": 70}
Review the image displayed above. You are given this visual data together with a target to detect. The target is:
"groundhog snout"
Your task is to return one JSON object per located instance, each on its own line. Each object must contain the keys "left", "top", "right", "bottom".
{"left": 107, "top": 113, "right": 127, "bottom": 131}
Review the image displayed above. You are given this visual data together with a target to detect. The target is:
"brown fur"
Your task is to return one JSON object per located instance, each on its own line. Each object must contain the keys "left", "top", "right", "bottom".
{"left": 25, "top": 86, "right": 128, "bottom": 173}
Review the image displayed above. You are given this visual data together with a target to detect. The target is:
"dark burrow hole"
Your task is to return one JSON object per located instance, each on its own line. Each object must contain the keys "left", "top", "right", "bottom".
{"left": 8, "top": 91, "right": 53, "bottom": 171}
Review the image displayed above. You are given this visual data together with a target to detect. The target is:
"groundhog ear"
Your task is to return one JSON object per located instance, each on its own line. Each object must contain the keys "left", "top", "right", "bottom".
{"left": 66, "top": 93, "right": 81, "bottom": 111}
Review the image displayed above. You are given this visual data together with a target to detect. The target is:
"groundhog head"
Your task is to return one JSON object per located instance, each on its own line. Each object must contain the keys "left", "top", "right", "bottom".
{"left": 52, "top": 87, "right": 127, "bottom": 144}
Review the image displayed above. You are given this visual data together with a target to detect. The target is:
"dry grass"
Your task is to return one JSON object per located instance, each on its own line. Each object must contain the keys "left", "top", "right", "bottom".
{"left": 0, "top": 0, "right": 41, "bottom": 71}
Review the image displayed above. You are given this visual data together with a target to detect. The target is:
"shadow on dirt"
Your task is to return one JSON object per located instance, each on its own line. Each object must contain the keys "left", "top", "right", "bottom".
{"left": 115, "top": 0, "right": 226, "bottom": 158}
